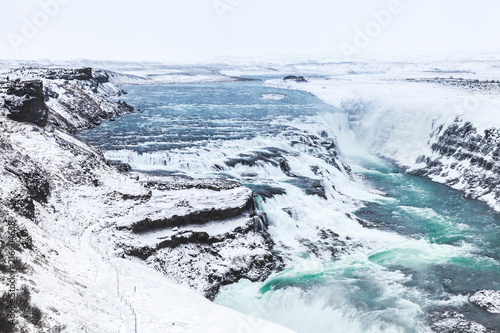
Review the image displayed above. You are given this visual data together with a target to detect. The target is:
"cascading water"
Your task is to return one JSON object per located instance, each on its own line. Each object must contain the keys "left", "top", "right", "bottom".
{"left": 77, "top": 79, "right": 500, "bottom": 333}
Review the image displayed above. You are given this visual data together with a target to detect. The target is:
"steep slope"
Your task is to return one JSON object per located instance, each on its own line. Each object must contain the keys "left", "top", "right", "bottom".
{"left": 0, "top": 68, "right": 292, "bottom": 332}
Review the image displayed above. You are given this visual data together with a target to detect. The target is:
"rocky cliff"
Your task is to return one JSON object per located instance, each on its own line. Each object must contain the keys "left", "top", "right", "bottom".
{"left": 410, "top": 119, "right": 500, "bottom": 207}
{"left": 1, "top": 67, "right": 133, "bottom": 133}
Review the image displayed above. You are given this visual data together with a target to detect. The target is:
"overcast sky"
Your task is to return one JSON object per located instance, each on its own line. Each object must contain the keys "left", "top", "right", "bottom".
{"left": 1, "top": 0, "right": 499, "bottom": 63}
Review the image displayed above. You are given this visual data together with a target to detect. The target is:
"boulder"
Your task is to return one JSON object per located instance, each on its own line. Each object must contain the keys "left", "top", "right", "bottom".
{"left": 469, "top": 290, "right": 500, "bottom": 313}
{"left": 107, "top": 159, "right": 132, "bottom": 172}
{"left": 284, "top": 75, "right": 307, "bottom": 83}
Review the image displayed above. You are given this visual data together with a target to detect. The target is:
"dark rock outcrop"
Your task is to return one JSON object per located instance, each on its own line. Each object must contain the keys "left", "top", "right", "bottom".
{"left": 125, "top": 212, "right": 283, "bottom": 300}
{"left": 45, "top": 67, "right": 93, "bottom": 81}
{"left": 1, "top": 67, "right": 133, "bottom": 133}
{"left": 92, "top": 70, "right": 110, "bottom": 84}
{"left": 116, "top": 100, "right": 134, "bottom": 113}
{"left": 406, "top": 77, "right": 500, "bottom": 92}
{"left": 284, "top": 75, "right": 307, "bottom": 83}
{"left": 129, "top": 197, "right": 255, "bottom": 233}
{"left": 107, "top": 159, "right": 132, "bottom": 173}
{"left": 2, "top": 80, "right": 48, "bottom": 127}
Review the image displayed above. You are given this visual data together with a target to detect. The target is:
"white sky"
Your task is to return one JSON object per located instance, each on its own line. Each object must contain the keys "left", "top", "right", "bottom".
{"left": 1, "top": 0, "right": 499, "bottom": 63}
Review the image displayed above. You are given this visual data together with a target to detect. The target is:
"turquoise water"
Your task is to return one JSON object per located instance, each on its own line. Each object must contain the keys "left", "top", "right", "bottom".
{"left": 77, "top": 81, "right": 500, "bottom": 332}
{"left": 79, "top": 81, "right": 326, "bottom": 153}
{"left": 354, "top": 158, "right": 500, "bottom": 329}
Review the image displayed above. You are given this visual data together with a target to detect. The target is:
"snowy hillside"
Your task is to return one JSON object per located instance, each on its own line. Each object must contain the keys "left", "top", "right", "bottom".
{"left": 0, "top": 68, "right": 294, "bottom": 332}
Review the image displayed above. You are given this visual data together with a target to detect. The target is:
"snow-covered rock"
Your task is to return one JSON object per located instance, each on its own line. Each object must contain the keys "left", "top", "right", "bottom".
{"left": 469, "top": 290, "right": 500, "bottom": 314}
{"left": 1, "top": 67, "right": 134, "bottom": 133}
{"left": 0, "top": 80, "right": 48, "bottom": 127}
{"left": 430, "top": 312, "right": 488, "bottom": 333}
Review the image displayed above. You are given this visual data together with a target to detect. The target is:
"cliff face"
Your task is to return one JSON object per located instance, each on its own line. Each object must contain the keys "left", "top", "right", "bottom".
{"left": 411, "top": 120, "right": 500, "bottom": 207}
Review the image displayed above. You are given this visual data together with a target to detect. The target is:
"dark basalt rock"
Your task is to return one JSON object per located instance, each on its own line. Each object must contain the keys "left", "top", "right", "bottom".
{"left": 407, "top": 77, "right": 500, "bottom": 92}
{"left": 245, "top": 184, "right": 287, "bottom": 199}
{"left": 298, "top": 238, "right": 320, "bottom": 256}
{"left": 5, "top": 168, "right": 50, "bottom": 220}
{"left": 23, "top": 171, "right": 50, "bottom": 204}
{"left": 2, "top": 67, "right": 134, "bottom": 132}
{"left": 121, "top": 190, "right": 152, "bottom": 202}
{"left": 297, "top": 228, "right": 346, "bottom": 259}
{"left": 3, "top": 80, "right": 49, "bottom": 127}
{"left": 203, "top": 249, "right": 282, "bottom": 301}
{"left": 284, "top": 75, "right": 307, "bottom": 83}
{"left": 107, "top": 160, "right": 132, "bottom": 173}
{"left": 125, "top": 212, "right": 283, "bottom": 300}
{"left": 9, "top": 193, "right": 35, "bottom": 220}
{"left": 129, "top": 197, "right": 255, "bottom": 233}
{"left": 320, "top": 138, "right": 336, "bottom": 150}
{"left": 144, "top": 176, "right": 241, "bottom": 192}
{"left": 117, "top": 100, "right": 134, "bottom": 113}
{"left": 278, "top": 157, "right": 293, "bottom": 176}
{"left": 43, "top": 86, "right": 59, "bottom": 101}
{"left": 282, "top": 207, "right": 297, "bottom": 218}
{"left": 127, "top": 216, "right": 267, "bottom": 259}
{"left": 45, "top": 67, "right": 93, "bottom": 81}
{"left": 286, "top": 176, "right": 327, "bottom": 199}
{"left": 224, "top": 147, "right": 291, "bottom": 169}
{"left": 92, "top": 70, "right": 110, "bottom": 84}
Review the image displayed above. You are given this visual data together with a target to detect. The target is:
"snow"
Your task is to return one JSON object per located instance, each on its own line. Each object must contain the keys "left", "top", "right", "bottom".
{"left": 115, "top": 186, "right": 252, "bottom": 230}
{"left": 113, "top": 258, "right": 295, "bottom": 333}
{"left": 431, "top": 312, "right": 487, "bottom": 333}
{"left": 81, "top": 222, "right": 136, "bottom": 333}
{"left": 3, "top": 58, "right": 500, "bottom": 332}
